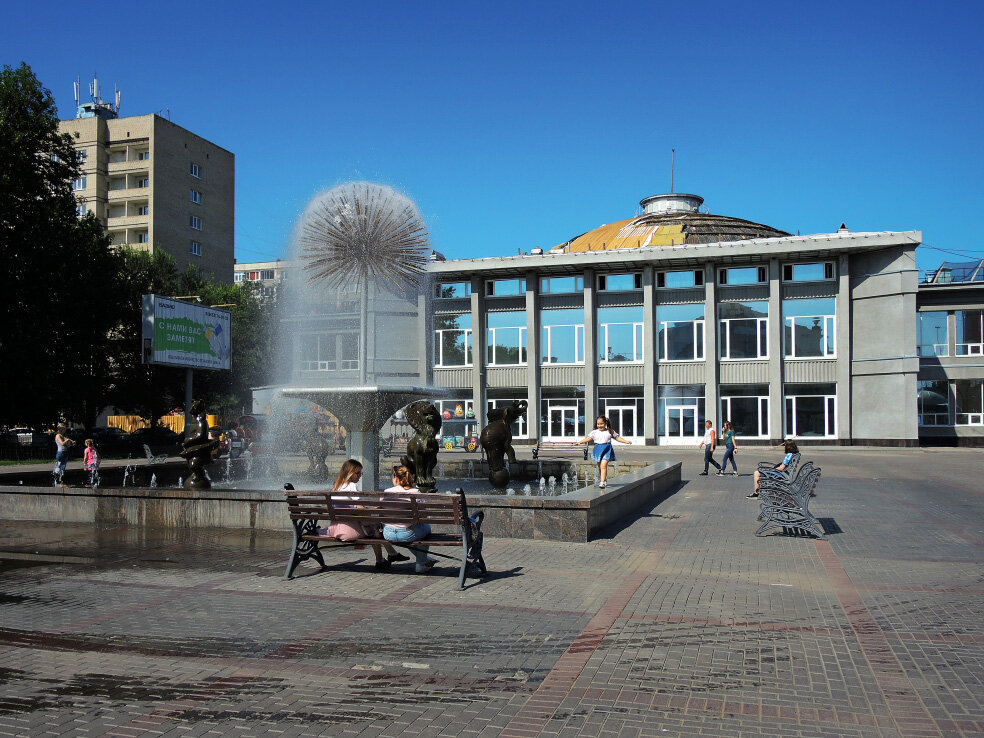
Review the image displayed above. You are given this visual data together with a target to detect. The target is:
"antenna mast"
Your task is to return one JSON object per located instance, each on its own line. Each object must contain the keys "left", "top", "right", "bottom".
{"left": 670, "top": 148, "right": 675, "bottom": 193}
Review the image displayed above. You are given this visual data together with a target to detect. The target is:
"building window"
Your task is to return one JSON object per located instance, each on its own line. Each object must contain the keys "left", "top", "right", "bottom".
{"left": 488, "top": 396, "right": 528, "bottom": 438}
{"left": 955, "top": 379, "right": 983, "bottom": 425}
{"left": 189, "top": 241, "right": 202, "bottom": 256}
{"left": 657, "top": 385, "right": 704, "bottom": 442}
{"left": 657, "top": 269, "right": 703, "bottom": 289}
{"left": 79, "top": 149, "right": 88, "bottom": 162}
{"left": 190, "top": 189, "right": 202, "bottom": 204}
{"left": 190, "top": 215, "right": 202, "bottom": 230}
{"left": 190, "top": 162, "right": 201, "bottom": 178}
{"left": 75, "top": 204, "right": 87, "bottom": 217}
{"left": 955, "top": 310, "right": 983, "bottom": 356}
{"left": 918, "top": 380, "right": 949, "bottom": 426}
{"left": 486, "top": 278, "right": 525, "bottom": 297}
{"left": 719, "top": 266, "right": 767, "bottom": 285}
{"left": 598, "top": 273, "right": 642, "bottom": 291}
{"left": 918, "top": 311, "right": 949, "bottom": 357}
{"left": 783, "top": 262, "right": 834, "bottom": 282}
{"left": 300, "top": 333, "right": 359, "bottom": 372}
{"left": 541, "top": 308, "right": 584, "bottom": 364}
{"left": 720, "top": 384, "right": 769, "bottom": 438}
{"left": 137, "top": 205, "right": 149, "bottom": 216}
{"left": 72, "top": 177, "right": 86, "bottom": 191}
{"left": 137, "top": 178, "right": 149, "bottom": 188}
{"left": 234, "top": 272, "right": 245, "bottom": 283}
{"left": 783, "top": 297, "right": 835, "bottom": 358}
{"left": 260, "top": 269, "right": 275, "bottom": 280}
{"left": 784, "top": 383, "right": 836, "bottom": 437}
{"left": 434, "top": 314, "right": 472, "bottom": 367}
{"left": 137, "top": 232, "right": 149, "bottom": 243}
{"left": 436, "top": 399, "right": 478, "bottom": 448}
{"left": 487, "top": 312, "right": 527, "bottom": 365}
{"left": 657, "top": 304, "right": 704, "bottom": 361}
{"left": 540, "top": 276, "right": 583, "bottom": 293}
{"left": 598, "top": 388, "right": 644, "bottom": 440}
{"left": 598, "top": 306, "right": 643, "bottom": 363}
{"left": 719, "top": 301, "right": 769, "bottom": 360}
{"left": 435, "top": 281, "right": 471, "bottom": 299}
{"left": 540, "top": 389, "right": 585, "bottom": 440}
{"left": 137, "top": 150, "right": 150, "bottom": 160}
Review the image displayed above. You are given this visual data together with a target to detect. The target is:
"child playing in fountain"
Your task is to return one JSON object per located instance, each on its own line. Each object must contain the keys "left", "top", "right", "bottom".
{"left": 574, "top": 416, "right": 632, "bottom": 489}
{"left": 83, "top": 439, "right": 101, "bottom": 471}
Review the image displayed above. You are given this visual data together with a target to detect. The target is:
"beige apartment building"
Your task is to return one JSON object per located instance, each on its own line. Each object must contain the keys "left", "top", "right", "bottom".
{"left": 60, "top": 107, "right": 234, "bottom": 281}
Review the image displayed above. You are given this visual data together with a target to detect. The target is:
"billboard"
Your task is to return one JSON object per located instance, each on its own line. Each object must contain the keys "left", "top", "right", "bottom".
{"left": 142, "top": 295, "right": 231, "bottom": 370}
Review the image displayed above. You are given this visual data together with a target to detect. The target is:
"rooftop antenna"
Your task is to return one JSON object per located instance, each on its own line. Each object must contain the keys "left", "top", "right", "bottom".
{"left": 73, "top": 76, "right": 80, "bottom": 110}
{"left": 670, "top": 148, "right": 675, "bottom": 193}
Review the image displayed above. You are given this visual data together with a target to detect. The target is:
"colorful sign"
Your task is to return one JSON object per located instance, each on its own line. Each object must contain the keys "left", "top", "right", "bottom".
{"left": 142, "top": 295, "right": 231, "bottom": 370}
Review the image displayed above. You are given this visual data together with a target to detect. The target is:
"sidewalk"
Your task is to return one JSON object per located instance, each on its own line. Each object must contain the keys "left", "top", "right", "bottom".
{"left": 0, "top": 448, "right": 982, "bottom": 737}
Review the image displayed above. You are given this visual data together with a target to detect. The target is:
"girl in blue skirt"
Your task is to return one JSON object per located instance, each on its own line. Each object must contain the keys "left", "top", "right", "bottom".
{"left": 575, "top": 415, "right": 632, "bottom": 488}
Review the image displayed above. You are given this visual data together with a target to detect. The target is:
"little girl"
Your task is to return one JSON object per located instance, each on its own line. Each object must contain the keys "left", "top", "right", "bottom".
{"left": 83, "top": 439, "right": 100, "bottom": 484}
{"left": 574, "top": 415, "right": 632, "bottom": 488}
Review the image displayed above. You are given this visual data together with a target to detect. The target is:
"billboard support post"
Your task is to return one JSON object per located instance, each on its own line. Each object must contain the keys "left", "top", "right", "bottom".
{"left": 185, "top": 368, "right": 194, "bottom": 431}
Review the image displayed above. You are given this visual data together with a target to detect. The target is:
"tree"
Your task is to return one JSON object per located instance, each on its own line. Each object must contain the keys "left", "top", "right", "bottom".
{"left": 0, "top": 62, "right": 124, "bottom": 428}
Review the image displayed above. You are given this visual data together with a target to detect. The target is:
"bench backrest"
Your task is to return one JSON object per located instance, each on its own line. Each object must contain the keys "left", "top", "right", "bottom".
{"left": 286, "top": 490, "right": 467, "bottom": 528}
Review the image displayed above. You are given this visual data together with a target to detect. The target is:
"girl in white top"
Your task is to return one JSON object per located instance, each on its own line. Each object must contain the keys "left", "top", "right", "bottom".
{"left": 574, "top": 415, "right": 631, "bottom": 488}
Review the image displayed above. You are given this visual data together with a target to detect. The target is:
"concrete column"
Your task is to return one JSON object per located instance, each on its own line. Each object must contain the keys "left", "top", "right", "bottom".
{"left": 583, "top": 268, "right": 597, "bottom": 435}
{"left": 471, "top": 276, "right": 486, "bottom": 431}
{"left": 703, "top": 263, "right": 718, "bottom": 426}
{"left": 768, "top": 258, "right": 784, "bottom": 442}
{"left": 418, "top": 290, "right": 430, "bottom": 386}
{"left": 835, "top": 254, "right": 852, "bottom": 442}
{"left": 526, "top": 272, "right": 540, "bottom": 441}
{"left": 947, "top": 311, "right": 957, "bottom": 426}
{"left": 642, "top": 266, "right": 657, "bottom": 444}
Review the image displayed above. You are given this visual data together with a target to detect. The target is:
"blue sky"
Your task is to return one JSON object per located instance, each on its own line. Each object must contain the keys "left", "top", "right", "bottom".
{"left": 5, "top": 0, "right": 982, "bottom": 271}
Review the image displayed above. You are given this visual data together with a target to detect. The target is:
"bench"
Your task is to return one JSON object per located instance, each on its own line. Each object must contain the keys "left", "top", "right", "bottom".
{"left": 532, "top": 440, "right": 588, "bottom": 460}
{"left": 756, "top": 452, "right": 801, "bottom": 483}
{"left": 755, "top": 461, "right": 825, "bottom": 539}
{"left": 143, "top": 444, "right": 168, "bottom": 465}
{"left": 283, "top": 488, "right": 486, "bottom": 590}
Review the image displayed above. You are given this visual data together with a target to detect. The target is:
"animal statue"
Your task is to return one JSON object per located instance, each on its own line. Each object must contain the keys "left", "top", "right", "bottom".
{"left": 400, "top": 400, "right": 442, "bottom": 493}
{"left": 180, "top": 399, "right": 219, "bottom": 489}
{"left": 479, "top": 400, "right": 528, "bottom": 488}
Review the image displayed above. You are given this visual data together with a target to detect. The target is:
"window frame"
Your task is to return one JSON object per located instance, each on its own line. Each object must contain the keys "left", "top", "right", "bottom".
{"left": 189, "top": 241, "right": 202, "bottom": 257}
{"left": 781, "top": 261, "right": 835, "bottom": 282}
{"left": 190, "top": 162, "right": 202, "bottom": 178}
{"left": 597, "top": 272, "right": 642, "bottom": 291}
{"left": 190, "top": 189, "right": 202, "bottom": 204}
{"left": 433, "top": 314, "right": 473, "bottom": 368}
{"left": 189, "top": 215, "right": 202, "bottom": 231}
{"left": 718, "top": 266, "right": 767, "bottom": 286}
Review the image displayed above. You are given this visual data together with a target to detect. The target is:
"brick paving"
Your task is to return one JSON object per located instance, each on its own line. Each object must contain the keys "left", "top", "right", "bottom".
{"left": 1, "top": 447, "right": 983, "bottom": 737}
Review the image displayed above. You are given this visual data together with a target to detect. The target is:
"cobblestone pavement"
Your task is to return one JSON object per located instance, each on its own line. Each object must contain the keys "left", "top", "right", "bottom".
{"left": 1, "top": 448, "right": 982, "bottom": 737}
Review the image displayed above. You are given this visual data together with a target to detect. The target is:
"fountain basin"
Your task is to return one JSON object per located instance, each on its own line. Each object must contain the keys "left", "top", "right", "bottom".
{"left": 0, "top": 461, "right": 680, "bottom": 542}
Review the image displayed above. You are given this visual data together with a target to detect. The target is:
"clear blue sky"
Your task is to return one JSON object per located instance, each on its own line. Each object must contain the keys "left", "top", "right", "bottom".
{"left": 5, "top": 0, "right": 982, "bottom": 271}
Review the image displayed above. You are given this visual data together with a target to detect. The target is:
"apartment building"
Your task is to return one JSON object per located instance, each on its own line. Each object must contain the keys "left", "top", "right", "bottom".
{"left": 60, "top": 93, "right": 234, "bottom": 281}
{"left": 234, "top": 260, "right": 289, "bottom": 304}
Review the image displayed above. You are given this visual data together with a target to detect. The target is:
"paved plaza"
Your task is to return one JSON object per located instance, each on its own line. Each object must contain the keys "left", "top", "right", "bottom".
{"left": 1, "top": 448, "right": 982, "bottom": 737}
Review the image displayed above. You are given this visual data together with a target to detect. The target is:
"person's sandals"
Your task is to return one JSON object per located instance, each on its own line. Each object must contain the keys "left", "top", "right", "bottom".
{"left": 716, "top": 471, "right": 725, "bottom": 476}
{"left": 387, "top": 552, "right": 410, "bottom": 563}
{"left": 732, "top": 472, "right": 739, "bottom": 476}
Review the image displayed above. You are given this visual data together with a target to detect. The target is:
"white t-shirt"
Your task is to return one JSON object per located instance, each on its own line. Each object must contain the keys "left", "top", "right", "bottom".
{"left": 333, "top": 480, "right": 360, "bottom": 504}
{"left": 589, "top": 429, "right": 613, "bottom": 444}
{"left": 703, "top": 427, "right": 715, "bottom": 445}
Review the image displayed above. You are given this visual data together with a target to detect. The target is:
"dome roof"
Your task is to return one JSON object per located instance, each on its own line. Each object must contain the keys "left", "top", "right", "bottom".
{"left": 551, "top": 193, "right": 790, "bottom": 253}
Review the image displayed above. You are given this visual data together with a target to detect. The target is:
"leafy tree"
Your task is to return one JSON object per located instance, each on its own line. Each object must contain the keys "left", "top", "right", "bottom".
{"left": 0, "top": 62, "right": 124, "bottom": 429}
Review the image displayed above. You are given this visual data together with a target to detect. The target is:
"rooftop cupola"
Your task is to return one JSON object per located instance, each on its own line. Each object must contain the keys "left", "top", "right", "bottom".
{"left": 639, "top": 193, "right": 704, "bottom": 215}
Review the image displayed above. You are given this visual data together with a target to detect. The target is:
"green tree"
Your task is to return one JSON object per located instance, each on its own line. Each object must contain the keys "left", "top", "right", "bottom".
{"left": 0, "top": 62, "right": 124, "bottom": 429}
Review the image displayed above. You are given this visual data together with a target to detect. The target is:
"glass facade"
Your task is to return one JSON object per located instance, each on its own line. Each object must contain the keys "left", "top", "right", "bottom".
{"left": 540, "top": 388, "right": 585, "bottom": 439}
{"left": 657, "top": 385, "right": 704, "bottom": 442}
{"left": 657, "top": 303, "right": 704, "bottom": 361}
{"left": 598, "top": 387, "right": 644, "bottom": 439}
{"left": 487, "top": 312, "right": 527, "bottom": 365}
{"left": 434, "top": 313, "right": 472, "bottom": 366}
{"left": 598, "top": 306, "right": 644, "bottom": 363}
{"left": 719, "top": 302, "right": 769, "bottom": 360}
{"left": 955, "top": 379, "right": 983, "bottom": 425}
{"left": 918, "top": 312, "right": 949, "bottom": 357}
{"left": 783, "top": 297, "right": 835, "bottom": 358}
{"left": 955, "top": 310, "right": 983, "bottom": 356}
{"left": 917, "top": 380, "right": 949, "bottom": 426}
{"left": 784, "top": 383, "right": 836, "bottom": 437}
{"left": 541, "top": 308, "right": 585, "bottom": 364}
{"left": 720, "top": 384, "right": 769, "bottom": 438}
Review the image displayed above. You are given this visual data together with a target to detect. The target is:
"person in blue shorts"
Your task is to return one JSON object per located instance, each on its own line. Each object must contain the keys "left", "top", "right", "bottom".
{"left": 574, "top": 415, "right": 632, "bottom": 488}
{"left": 749, "top": 438, "right": 799, "bottom": 498}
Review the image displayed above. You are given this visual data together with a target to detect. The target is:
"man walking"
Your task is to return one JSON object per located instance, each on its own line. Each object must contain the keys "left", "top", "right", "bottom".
{"left": 698, "top": 420, "right": 722, "bottom": 476}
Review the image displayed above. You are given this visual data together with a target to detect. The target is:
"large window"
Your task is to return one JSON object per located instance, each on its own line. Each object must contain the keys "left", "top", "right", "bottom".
{"left": 657, "top": 303, "right": 704, "bottom": 361}
{"left": 434, "top": 314, "right": 472, "bottom": 367}
{"left": 486, "top": 278, "right": 525, "bottom": 296}
{"left": 435, "top": 281, "right": 471, "bottom": 299}
{"left": 955, "top": 379, "right": 983, "bottom": 425}
{"left": 918, "top": 380, "right": 949, "bottom": 426}
{"left": 955, "top": 310, "right": 983, "bottom": 356}
{"left": 540, "top": 389, "right": 585, "bottom": 440}
{"left": 657, "top": 270, "right": 703, "bottom": 289}
{"left": 598, "top": 388, "right": 644, "bottom": 440}
{"left": 783, "top": 297, "right": 835, "bottom": 358}
{"left": 540, "top": 276, "right": 583, "bottom": 293}
{"left": 720, "top": 384, "right": 769, "bottom": 438}
{"left": 657, "top": 385, "right": 705, "bottom": 442}
{"left": 299, "top": 333, "right": 359, "bottom": 371}
{"left": 488, "top": 394, "right": 528, "bottom": 438}
{"left": 72, "top": 177, "right": 86, "bottom": 191}
{"left": 782, "top": 262, "right": 834, "bottom": 282}
{"left": 541, "top": 308, "right": 584, "bottom": 364}
{"left": 918, "top": 312, "right": 949, "bottom": 357}
{"left": 719, "top": 266, "right": 766, "bottom": 285}
{"left": 719, "top": 302, "right": 769, "bottom": 359}
{"left": 487, "top": 312, "right": 527, "bottom": 365}
{"left": 598, "top": 306, "right": 643, "bottom": 363}
{"left": 598, "top": 273, "right": 642, "bottom": 291}
{"left": 785, "top": 383, "right": 836, "bottom": 437}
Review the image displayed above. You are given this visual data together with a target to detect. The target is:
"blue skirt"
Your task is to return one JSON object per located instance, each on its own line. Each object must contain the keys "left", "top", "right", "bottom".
{"left": 592, "top": 442, "right": 616, "bottom": 462}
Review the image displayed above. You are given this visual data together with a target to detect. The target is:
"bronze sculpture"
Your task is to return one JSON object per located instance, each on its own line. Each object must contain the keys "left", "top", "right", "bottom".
{"left": 400, "top": 400, "right": 442, "bottom": 493}
{"left": 479, "top": 400, "right": 528, "bottom": 488}
{"left": 180, "top": 399, "right": 219, "bottom": 489}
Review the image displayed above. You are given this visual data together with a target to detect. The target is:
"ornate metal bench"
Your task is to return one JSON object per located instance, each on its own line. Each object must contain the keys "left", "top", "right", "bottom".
{"left": 532, "top": 440, "right": 588, "bottom": 460}
{"left": 755, "top": 461, "right": 825, "bottom": 539}
{"left": 756, "top": 452, "right": 801, "bottom": 483}
{"left": 283, "top": 487, "right": 486, "bottom": 590}
{"left": 143, "top": 444, "right": 168, "bottom": 465}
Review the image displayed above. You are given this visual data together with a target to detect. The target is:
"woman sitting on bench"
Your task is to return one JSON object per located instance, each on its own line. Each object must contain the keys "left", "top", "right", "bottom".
{"left": 749, "top": 439, "right": 798, "bottom": 499}
{"left": 320, "top": 459, "right": 409, "bottom": 570}
{"left": 382, "top": 465, "right": 437, "bottom": 574}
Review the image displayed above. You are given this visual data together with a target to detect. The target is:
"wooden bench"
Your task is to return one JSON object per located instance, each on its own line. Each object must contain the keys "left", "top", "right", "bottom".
{"left": 283, "top": 488, "right": 486, "bottom": 590}
{"left": 532, "top": 440, "right": 588, "bottom": 460}
{"left": 755, "top": 461, "right": 825, "bottom": 539}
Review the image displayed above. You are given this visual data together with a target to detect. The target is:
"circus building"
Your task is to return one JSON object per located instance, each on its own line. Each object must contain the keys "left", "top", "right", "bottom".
{"left": 426, "top": 191, "right": 922, "bottom": 446}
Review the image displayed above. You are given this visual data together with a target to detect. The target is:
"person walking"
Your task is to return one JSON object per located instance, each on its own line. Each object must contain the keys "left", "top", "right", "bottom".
{"left": 719, "top": 421, "right": 739, "bottom": 476}
{"left": 698, "top": 420, "right": 721, "bottom": 475}
{"left": 574, "top": 415, "right": 632, "bottom": 489}
{"left": 53, "top": 425, "right": 74, "bottom": 484}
